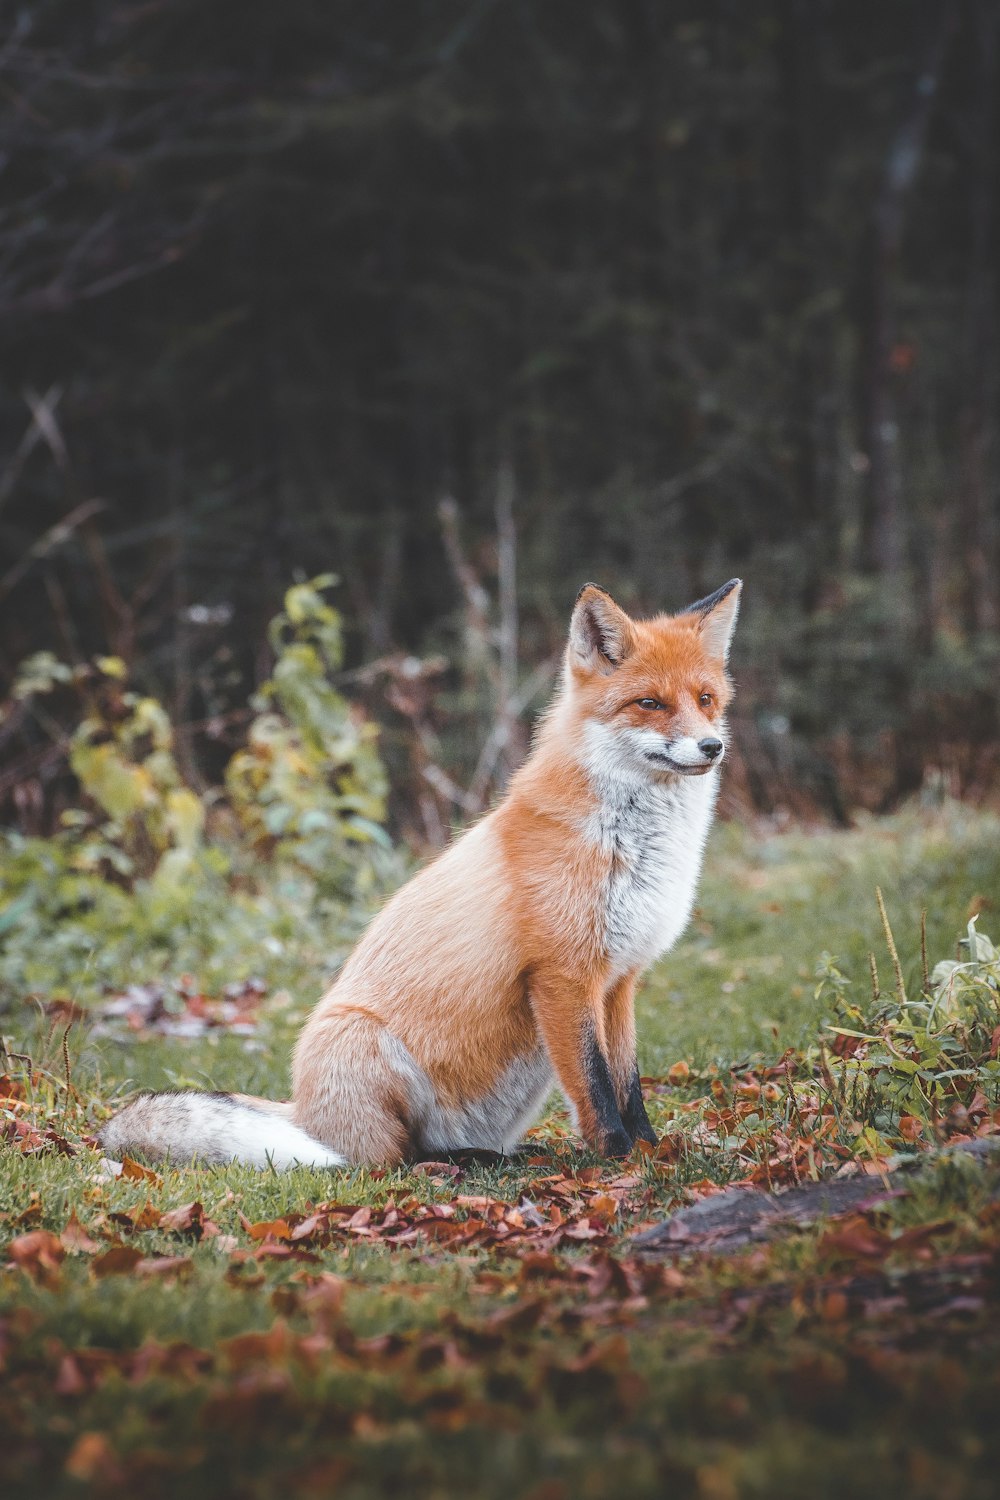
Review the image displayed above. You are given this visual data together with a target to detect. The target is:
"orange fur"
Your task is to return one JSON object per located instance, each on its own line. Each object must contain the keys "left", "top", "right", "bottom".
{"left": 290, "top": 581, "right": 741, "bottom": 1164}
{"left": 102, "top": 580, "right": 741, "bottom": 1169}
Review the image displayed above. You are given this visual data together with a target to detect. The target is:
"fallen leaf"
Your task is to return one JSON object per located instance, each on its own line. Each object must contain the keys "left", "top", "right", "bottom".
{"left": 160, "top": 1201, "right": 217, "bottom": 1239}
{"left": 120, "top": 1156, "right": 162, "bottom": 1186}
{"left": 64, "top": 1432, "right": 121, "bottom": 1483}
{"left": 818, "top": 1216, "right": 890, "bottom": 1262}
{"left": 241, "top": 1215, "right": 293, "bottom": 1242}
{"left": 54, "top": 1353, "right": 88, "bottom": 1396}
{"left": 92, "top": 1245, "right": 145, "bottom": 1277}
{"left": 60, "top": 1212, "right": 100, "bottom": 1254}
{"left": 8, "top": 1229, "right": 65, "bottom": 1282}
{"left": 135, "top": 1255, "right": 194, "bottom": 1278}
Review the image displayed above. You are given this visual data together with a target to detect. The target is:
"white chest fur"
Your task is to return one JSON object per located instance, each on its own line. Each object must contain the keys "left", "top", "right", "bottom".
{"left": 588, "top": 771, "right": 718, "bottom": 981}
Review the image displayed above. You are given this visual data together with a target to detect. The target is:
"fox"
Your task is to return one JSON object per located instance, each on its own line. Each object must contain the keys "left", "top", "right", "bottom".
{"left": 100, "top": 578, "right": 741, "bottom": 1171}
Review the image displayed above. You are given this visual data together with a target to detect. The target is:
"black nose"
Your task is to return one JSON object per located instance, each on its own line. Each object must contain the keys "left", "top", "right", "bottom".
{"left": 698, "top": 737, "right": 724, "bottom": 761}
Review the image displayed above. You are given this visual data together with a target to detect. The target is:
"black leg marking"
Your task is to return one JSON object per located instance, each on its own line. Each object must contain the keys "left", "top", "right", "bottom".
{"left": 621, "top": 1067, "right": 658, "bottom": 1147}
{"left": 583, "top": 1024, "right": 632, "bottom": 1158}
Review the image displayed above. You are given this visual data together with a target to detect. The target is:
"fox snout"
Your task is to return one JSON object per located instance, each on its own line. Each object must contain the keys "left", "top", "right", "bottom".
{"left": 649, "top": 733, "right": 725, "bottom": 775}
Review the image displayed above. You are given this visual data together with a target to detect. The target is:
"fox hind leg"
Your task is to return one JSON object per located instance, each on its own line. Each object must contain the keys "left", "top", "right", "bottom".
{"left": 292, "top": 1007, "right": 420, "bottom": 1168}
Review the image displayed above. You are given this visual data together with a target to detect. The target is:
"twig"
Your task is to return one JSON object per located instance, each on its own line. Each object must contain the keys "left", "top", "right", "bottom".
{"left": 0, "top": 384, "right": 63, "bottom": 511}
{"left": 875, "top": 885, "right": 907, "bottom": 1006}
{"left": 0, "top": 496, "right": 108, "bottom": 602}
{"left": 420, "top": 761, "right": 479, "bottom": 815}
{"left": 438, "top": 496, "right": 492, "bottom": 641}
{"left": 467, "top": 652, "right": 559, "bottom": 807}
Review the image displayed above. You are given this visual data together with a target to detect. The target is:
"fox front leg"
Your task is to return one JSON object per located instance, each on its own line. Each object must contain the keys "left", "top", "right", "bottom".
{"left": 580, "top": 1017, "right": 635, "bottom": 1157}
{"left": 604, "top": 973, "right": 658, "bottom": 1148}
{"left": 529, "top": 972, "right": 633, "bottom": 1157}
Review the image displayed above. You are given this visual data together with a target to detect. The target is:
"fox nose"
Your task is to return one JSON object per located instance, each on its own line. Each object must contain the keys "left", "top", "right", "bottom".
{"left": 698, "top": 737, "right": 724, "bottom": 761}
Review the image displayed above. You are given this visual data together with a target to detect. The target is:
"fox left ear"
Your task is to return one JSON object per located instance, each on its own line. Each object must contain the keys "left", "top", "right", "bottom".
{"left": 570, "top": 584, "right": 636, "bottom": 674}
{"left": 681, "top": 578, "right": 742, "bottom": 662}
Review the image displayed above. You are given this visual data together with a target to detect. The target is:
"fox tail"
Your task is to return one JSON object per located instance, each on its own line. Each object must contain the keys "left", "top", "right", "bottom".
{"left": 99, "top": 1091, "right": 346, "bottom": 1169}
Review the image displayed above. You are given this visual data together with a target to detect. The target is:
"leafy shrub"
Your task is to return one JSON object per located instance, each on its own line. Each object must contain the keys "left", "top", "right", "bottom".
{"left": 0, "top": 580, "right": 397, "bottom": 1006}
{"left": 820, "top": 902, "right": 1000, "bottom": 1139}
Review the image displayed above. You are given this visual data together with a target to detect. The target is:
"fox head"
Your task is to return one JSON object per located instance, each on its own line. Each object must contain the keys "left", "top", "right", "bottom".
{"left": 565, "top": 579, "right": 741, "bottom": 780}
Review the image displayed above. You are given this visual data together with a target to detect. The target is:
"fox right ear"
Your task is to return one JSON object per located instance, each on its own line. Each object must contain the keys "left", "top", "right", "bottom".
{"left": 680, "top": 578, "right": 742, "bottom": 662}
{"left": 569, "top": 584, "right": 635, "bottom": 673}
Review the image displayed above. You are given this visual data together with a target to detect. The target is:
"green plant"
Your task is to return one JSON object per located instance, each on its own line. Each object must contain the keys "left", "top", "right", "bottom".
{"left": 823, "top": 901, "right": 1000, "bottom": 1138}
{"left": 225, "top": 575, "right": 389, "bottom": 887}
{"left": 0, "top": 580, "right": 396, "bottom": 1006}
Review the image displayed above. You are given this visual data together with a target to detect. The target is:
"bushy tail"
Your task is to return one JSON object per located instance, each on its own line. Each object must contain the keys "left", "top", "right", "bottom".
{"left": 99, "top": 1091, "right": 346, "bottom": 1169}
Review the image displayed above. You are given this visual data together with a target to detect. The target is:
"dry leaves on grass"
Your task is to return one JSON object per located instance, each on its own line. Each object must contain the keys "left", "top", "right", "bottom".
{"left": 85, "top": 976, "right": 271, "bottom": 1041}
{"left": 232, "top": 1166, "right": 649, "bottom": 1262}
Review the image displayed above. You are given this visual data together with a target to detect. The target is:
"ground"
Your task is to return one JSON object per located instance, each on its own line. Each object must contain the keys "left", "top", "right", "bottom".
{"left": 2, "top": 803, "right": 1000, "bottom": 1499}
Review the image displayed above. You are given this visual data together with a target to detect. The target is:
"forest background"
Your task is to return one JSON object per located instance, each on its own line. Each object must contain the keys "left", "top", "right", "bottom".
{"left": 4, "top": 9, "right": 1000, "bottom": 1498}
{"left": 2, "top": 0, "right": 999, "bottom": 843}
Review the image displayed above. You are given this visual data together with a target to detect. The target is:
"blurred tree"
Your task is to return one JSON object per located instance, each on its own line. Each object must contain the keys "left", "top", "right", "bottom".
{"left": 0, "top": 0, "right": 997, "bottom": 829}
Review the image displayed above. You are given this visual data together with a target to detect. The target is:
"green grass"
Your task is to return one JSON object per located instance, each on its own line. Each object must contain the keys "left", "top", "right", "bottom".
{"left": 3, "top": 803, "right": 1000, "bottom": 1499}
{"left": 640, "top": 801, "right": 1000, "bottom": 1066}
{"left": 58, "top": 801, "right": 1000, "bottom": 1108}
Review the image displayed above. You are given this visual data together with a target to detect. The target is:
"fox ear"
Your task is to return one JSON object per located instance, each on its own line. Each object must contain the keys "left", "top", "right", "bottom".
{"left": 681, "top": 578, "right": 742, "bottom": 662}
{"left": 570, "top": 584, "right": 635, "bottom": 673}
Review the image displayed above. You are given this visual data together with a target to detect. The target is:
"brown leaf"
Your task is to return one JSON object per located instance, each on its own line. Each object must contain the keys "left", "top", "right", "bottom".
{"left": 818, "top": 1216, "right": 891, "bottom": 1262}
{"left": 241, "top": 1215, "right": 293, "bottom": 1242}
{"left": 518, "top": 1252, "right": 562, "bottom": 1280}
{"left": 135, "top": 1255, "right": 195, "bottom": 1279}
{"left": 8, "top": 1229, "right": 65, "bottom": 1281}
{"left": 54, "top": 1353, "right": 88, "bottom": 1396}
{"left": 562, "top": 1218, "right": 602, "bottom": 1241}
{"left": 11, "top": 1193, "right": 43, "bottom": 1227}
{"left": 125, "top": 1198, "right": 163, "bottom": 1232}
{"left": 221, "top": 1321, "right": 292, "bottom": 1368}
{"left": 290, "top": 1213, "right": 329, "bottom": 1243}
{"left": 653, "top": 1135, "right": 684, "bottom": 1163}
{"left": 586, "top": 1194, "right": 619, "bottom": 1225}
{"left": 160, "top": 1200, "right": 217, "bottom": 1238}
{"left": 300, "top": 1273, "right": 347, "bottom": 1330}
{"left": 60, "top": 1211, "right": 100, "bottom": 1254}
{"left": 92, "top": 1245, "right": 145, "bottom": 1277}
{"left": 820, "top": 1290, "right": 849, "bottom": 1322}
{"left": 254, "top": 1242, "right": 320, "bottom": 1263}
{"left": 120, "top": 1155, "right": 162, "bottom": 1184}
{"left": 64, "top": 1432, "right": 122, "bottom": 1483}
{"left": 890, "top": 1220, "right": 954, "bottom": 1254}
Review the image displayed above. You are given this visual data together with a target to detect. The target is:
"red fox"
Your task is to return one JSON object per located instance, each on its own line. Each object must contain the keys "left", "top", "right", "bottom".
{"left": 101, "top": 579, "right": 741, "bottom": 1169}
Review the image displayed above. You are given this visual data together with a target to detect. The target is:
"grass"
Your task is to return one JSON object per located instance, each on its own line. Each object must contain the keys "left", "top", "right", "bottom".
{"left": 641, "top": 800, "right": 1000, "bottom": 1066}
{"left": 3, "top": 802, "right": 1000, "bottom": 1499}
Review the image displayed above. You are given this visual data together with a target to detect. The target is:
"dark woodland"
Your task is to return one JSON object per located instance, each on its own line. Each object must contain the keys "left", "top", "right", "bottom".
{"left": 2, "top": 0, "right": 999, "bottom": 835}
{"left": 5, "top": 11, "right": 1000, "bottom": 1499}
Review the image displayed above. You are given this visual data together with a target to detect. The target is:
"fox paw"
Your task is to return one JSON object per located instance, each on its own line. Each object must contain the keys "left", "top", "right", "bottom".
{"left": 599, "top": 1127, "right": 634, "bottom": 1159}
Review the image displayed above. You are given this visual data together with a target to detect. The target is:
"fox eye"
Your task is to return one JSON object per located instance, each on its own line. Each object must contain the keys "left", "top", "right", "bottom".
{"left": 699, "top": 693, "right": 714, "bottom": 708}
{"left": 637, "top": 698, "right": 663, "bottom": 710}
